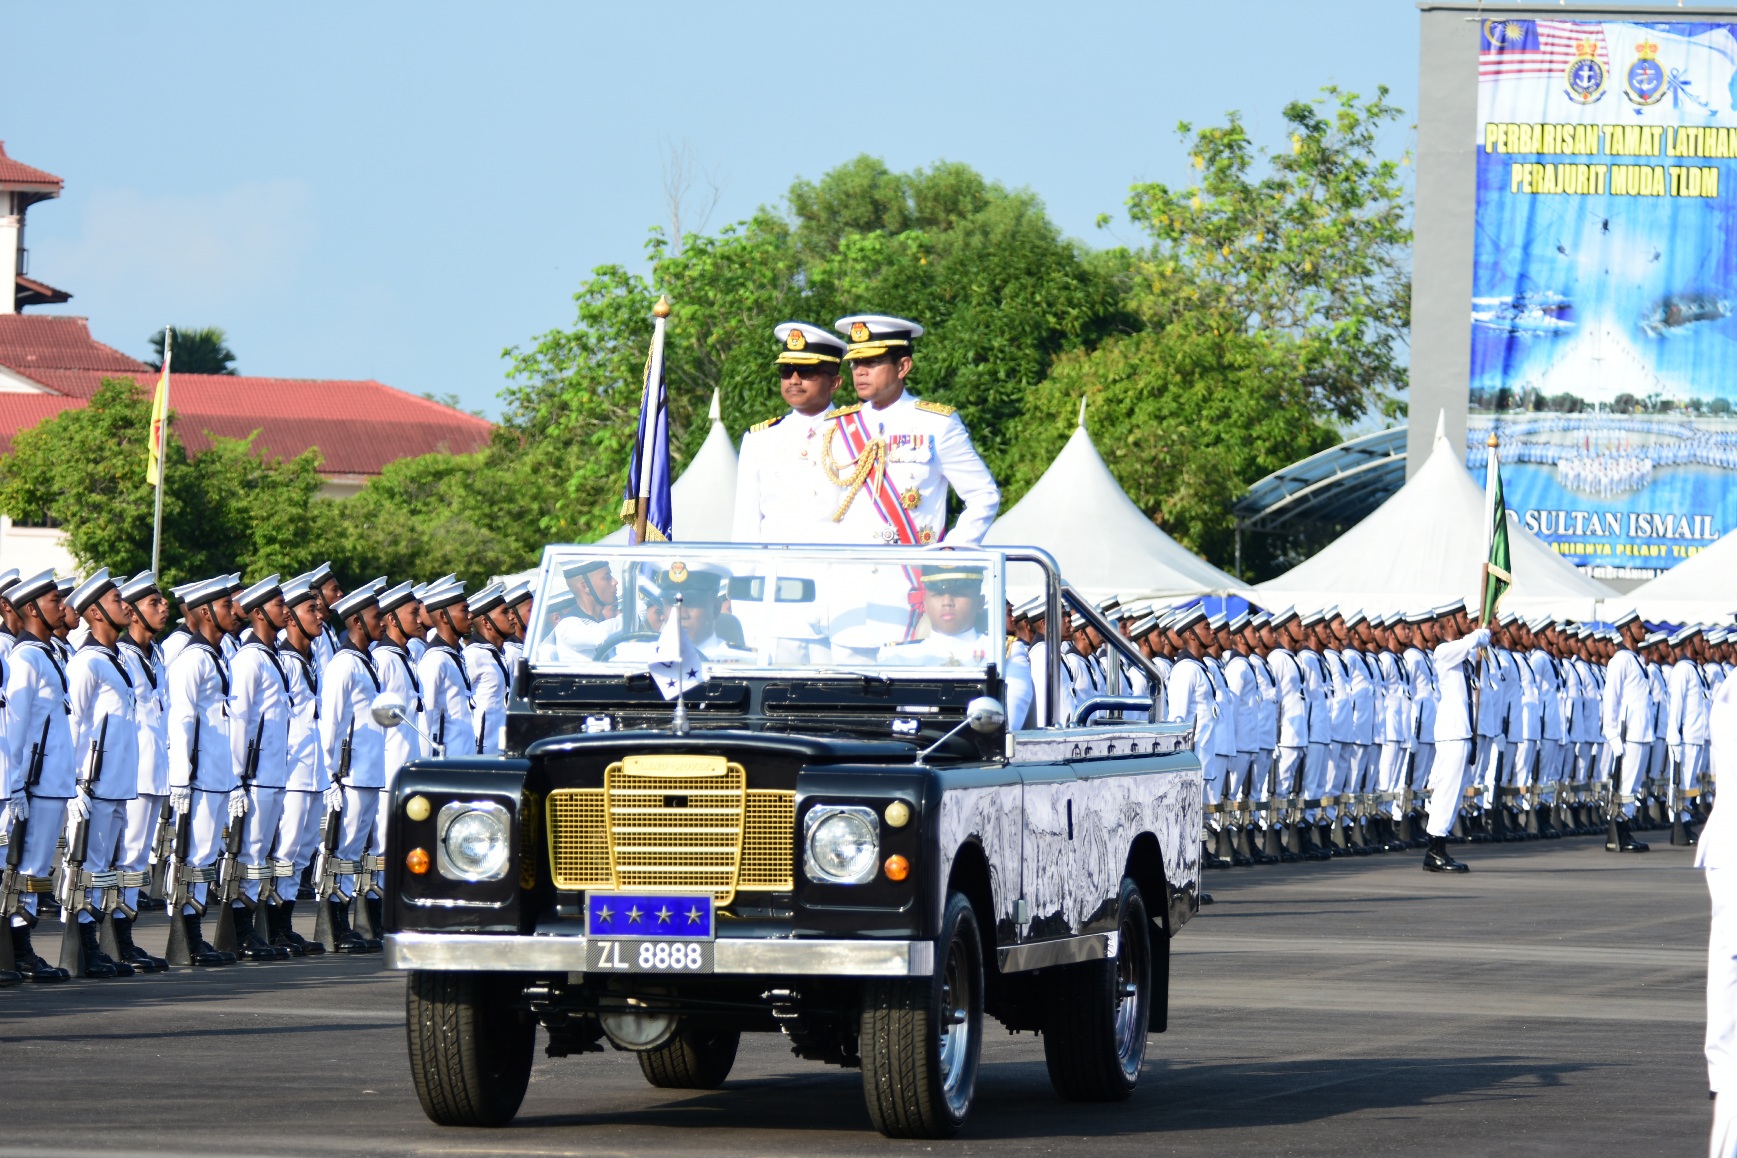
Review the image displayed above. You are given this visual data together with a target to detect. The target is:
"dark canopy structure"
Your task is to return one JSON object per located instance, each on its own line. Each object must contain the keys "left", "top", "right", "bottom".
{"left": 1232, "top": 426, "right": 1407, "bottom": 534}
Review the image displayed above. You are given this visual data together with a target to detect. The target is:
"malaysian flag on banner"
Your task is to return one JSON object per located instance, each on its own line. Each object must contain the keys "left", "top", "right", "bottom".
{"left": 1479, "top": 19, "right": 1608, "bottom": 80}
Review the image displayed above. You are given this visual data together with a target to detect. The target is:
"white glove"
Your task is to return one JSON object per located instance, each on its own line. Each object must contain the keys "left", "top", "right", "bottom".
{"left": 227, "top": 787, "right": 249, "bottom": 820}
{"left": 169, "top": 786, "right": 192, "bottom": 813}
{"left": 323, "top": 784, "right": 345, "bottom": 812}
{"left": 65, "top": 790, "right": 89, "bottom": 822}
{"left": 7, "top": 791, "right": 27, "bottom": 823}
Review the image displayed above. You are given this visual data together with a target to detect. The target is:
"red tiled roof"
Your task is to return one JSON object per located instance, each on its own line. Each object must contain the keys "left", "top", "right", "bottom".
{"left": 0, "top": 315, "right": 151, "bottom": 374}
{"left": 0, "top": 396, "right": 80, "bottom": 455}
{"left": 0, "top": 142, "right": 63, "bottom": 191}
{"left": 0, "top": 369, "right": 493, "bottom": 477}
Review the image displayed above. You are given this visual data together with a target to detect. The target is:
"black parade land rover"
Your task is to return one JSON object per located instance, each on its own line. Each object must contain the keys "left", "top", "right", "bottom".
{"left": 382, "top": 543, "right": 1200, "bottom": 1139}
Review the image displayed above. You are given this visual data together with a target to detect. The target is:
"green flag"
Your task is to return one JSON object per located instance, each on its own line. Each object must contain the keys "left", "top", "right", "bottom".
{"left": 1482, "top": 459, "right": 1512, "bottom": 623}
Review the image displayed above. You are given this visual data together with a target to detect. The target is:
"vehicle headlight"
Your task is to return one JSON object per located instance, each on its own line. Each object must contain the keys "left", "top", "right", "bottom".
{"left": 804, "top": 805, "right": 880, "bottom": 885}
{"left": 436, "top": 801, "right": 512, "bottom": 882}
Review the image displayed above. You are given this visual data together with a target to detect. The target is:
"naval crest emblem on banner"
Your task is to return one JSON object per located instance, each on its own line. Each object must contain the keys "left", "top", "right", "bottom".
{"left": 1565, "top": 38, "right": 1608, "bottom": 104}
{"left": 1625, "top": 41, "right": 1666, "bottom": 106}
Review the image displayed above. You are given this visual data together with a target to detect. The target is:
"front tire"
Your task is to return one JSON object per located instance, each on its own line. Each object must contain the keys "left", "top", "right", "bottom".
{"left": 1043, "top": 877, "right": 1152, "bottom": 1102}
{"left": 860, "top": 891, "right": 984, "bottom": 1139}
{"left": 638, "top": 1027, "right": 740, "bottom": 1089}
{"left": 406, "top": 970, "right": 535, "bottom": 1127}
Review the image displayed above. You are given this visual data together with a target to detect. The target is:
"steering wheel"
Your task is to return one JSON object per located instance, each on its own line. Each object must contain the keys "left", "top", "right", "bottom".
{"left": 592, "top": 630, "right": 661, "bottom": 661}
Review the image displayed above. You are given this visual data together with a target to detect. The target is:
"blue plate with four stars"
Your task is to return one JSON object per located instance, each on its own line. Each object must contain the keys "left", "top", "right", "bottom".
{"left": 586, "top": 893, "right": 714, "bottom": 939}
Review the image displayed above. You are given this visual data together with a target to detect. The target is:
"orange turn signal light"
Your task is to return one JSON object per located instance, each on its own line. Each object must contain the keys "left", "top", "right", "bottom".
{"left": 883, "top": 855, "right": 910, "bottom": 882}
{"left": 406, "top": 847, "right": 430, "bottom": 875}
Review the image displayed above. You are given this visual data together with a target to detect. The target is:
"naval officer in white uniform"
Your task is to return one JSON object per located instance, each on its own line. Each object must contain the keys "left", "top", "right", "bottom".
{"left": 820, "top": 314, "right": 1000, "bottom": 548}
{"left": 733, "top": 322, "right": 847, "bottom": 543}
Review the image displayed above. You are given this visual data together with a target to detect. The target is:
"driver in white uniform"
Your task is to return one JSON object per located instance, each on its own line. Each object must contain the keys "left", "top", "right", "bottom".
{"left": 876, "top": 565, "right": 1033, "bottom": 722}
{"left": 612, "top": 563, "right": 756, "bottom": 665}
{"left": 551, "top": 559, "right": 623, "bottom": 662}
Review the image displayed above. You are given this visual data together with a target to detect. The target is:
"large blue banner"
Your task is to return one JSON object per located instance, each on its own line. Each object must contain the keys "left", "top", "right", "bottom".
{"left": 1471, "top": 17, "right": 1737, "bottom": 579}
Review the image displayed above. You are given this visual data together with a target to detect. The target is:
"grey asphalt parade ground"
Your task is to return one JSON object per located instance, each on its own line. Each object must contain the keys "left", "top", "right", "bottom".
{"left": 0, "top": 835, "right": 1711, "bottom": 1158}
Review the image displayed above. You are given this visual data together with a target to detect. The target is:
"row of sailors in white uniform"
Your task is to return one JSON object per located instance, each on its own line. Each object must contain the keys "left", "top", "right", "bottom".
{"left": 1006, "top": 599, "right": 1725, "bottom": 824}
{"left": 0, "top": 563, "right": 529, "bottom": 963}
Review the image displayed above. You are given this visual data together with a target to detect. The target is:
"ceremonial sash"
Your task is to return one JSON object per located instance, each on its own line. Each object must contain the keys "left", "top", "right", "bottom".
{"left": 830, "top": 410, "right": 926, "bottom": 638}
{"left": 831, "top": 410, "right": 925, "bottom": 546}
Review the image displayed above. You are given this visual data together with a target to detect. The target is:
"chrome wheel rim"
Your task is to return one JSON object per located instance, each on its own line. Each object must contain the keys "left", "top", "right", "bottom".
{"left": 937, "top": 935, "right": 974, "bottom": 1113}
{"left": 1112, "top": 911, "right": 1147, "bottom": 1079}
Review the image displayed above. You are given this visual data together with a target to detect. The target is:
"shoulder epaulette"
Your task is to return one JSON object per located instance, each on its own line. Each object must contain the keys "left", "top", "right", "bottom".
{"left": 749, "top": 414, "right": 785, "bottom": 434}
{"left": 914, "top": 399, "right": 956, "bottom": 417}
{"left": 824, "top": 404, "right": 863, "bottom": 419}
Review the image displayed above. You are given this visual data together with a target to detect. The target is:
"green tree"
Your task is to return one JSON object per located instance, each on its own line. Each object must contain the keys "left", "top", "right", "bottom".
{"left": 148, "top": 326, "right": 238, "bottom": 375}
{"left": 1008, "top": 323, "right": 1338, "bottom": 571}
{"left": 0, "top": 377, "right": 324, "bottom": 585}
{"left": 1120, "top": 86, "right": 1411, "bottom": 424}
{"left": 503, "top": 156, "right": 1125, "bottom": 538}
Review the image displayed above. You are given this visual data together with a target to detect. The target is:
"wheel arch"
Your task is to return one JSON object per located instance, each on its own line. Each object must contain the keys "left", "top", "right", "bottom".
{"left": 944, "top": 838, "right": 998, "bottom": 962}
{"left": 1124, "top": 831, "right": 1170, "bottom": 1034}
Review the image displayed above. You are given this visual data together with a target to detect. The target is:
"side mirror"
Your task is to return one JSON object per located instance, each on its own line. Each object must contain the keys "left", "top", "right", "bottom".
{"left": 964, "top": 696, "right": 1007, "bottom": 734}
{"left": 370, "top": 692, "right": 409, "bottom": 729}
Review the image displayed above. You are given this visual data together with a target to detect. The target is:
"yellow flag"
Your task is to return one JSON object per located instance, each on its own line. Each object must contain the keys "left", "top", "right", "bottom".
{"left": 145, "top": 369, "right": 168, "bottom": 486}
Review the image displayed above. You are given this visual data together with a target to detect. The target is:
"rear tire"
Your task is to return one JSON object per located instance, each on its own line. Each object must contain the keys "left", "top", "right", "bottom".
{"left": 860, "top": 891, "right": 983, "bottom": 1138}
{"left": 637, "top": 1027, "right": 740, "bottom": 1089}
{"left": 1043, "top": 877, "right": 1151, "bottom": 1102}
{"left": 406, "top": 970, "right": 535, "bottom": 1127}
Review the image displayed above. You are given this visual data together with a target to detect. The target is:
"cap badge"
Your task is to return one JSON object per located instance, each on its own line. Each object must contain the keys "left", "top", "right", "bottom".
{"left": 668, "top": 561, "right": 689, "bottom": 583}
{"left": 850, "top": 322, "right": 871, "bottom": 343}
{"left": 786, "top": 329, "right": 806, "bottom": 351}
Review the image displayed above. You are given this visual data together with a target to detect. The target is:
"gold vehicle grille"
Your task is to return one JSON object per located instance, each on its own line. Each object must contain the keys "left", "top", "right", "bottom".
{"left": 545, "top": 754, "right": 794, "bottom": 903}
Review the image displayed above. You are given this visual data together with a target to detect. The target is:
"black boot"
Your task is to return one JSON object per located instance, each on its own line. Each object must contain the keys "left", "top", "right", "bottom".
{"left": 1202, "top": 839, "right": 1231, "bottom": 871}
{"left": 183, "top": 912, "right": 232, "bottom": 966}
{"left": 110, "top": 914, "right": 166, "bottom": 972}
{"left": 10, "top": 922, "right": 70, "bottom": 982}
{"left": 1606, "top": 817, "right": 1650, "bottom": 853}
{"left": 1422, "top": 835, "right": 1470, "bottom": 873}
{"left": 328, "top": 898, "right": 371, "bottom": 955}
{"left": 232, "top": 904, "right": 286, "bottom": 962}
{"left": 79, "top": 918, "right": 129, "bottom": 978}
{"left": 261, "top": 902, "right": 303, "bottom": 957}
{"left": 274, "top": 900, "right": 322, "bottom": 956}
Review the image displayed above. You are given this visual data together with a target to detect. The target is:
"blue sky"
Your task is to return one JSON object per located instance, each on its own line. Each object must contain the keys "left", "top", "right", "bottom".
{"left": 0, "top": 1, "right": 1701, "bottom": 417}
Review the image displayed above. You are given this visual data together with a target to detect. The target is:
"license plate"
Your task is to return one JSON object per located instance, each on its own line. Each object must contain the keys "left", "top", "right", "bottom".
{"left": 590, "top": 938, "right": 714, "bottom": 973}
{"left": 586, "top": 893, "right": 714, "bottom": 939}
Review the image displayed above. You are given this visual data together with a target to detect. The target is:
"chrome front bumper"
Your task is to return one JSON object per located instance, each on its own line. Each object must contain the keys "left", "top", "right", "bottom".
{"left": 384, "top": 932, "right": 935, "bottom": 977}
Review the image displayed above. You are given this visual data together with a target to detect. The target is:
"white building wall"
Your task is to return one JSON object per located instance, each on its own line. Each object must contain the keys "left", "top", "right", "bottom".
{"left": 0, "top": 517, "right": 77, "bottom": 577}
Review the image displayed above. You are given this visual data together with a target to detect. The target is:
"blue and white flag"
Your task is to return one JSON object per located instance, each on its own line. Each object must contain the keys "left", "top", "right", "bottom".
{"left": 621, "top": 298, "right": 673, "bottom": 543}
{"left": 648, "top": 608, "right": 704, "bottom": 700}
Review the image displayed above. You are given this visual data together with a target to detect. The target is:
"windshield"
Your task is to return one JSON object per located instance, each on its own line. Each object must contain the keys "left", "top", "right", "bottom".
{"left": 525, "top": 545, "right": 1007, "bottom": 679}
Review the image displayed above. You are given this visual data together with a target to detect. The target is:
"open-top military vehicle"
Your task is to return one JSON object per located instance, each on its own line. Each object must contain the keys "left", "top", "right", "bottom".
{"left": 382, "top": 543, "right": 1200, "bottom": 1138}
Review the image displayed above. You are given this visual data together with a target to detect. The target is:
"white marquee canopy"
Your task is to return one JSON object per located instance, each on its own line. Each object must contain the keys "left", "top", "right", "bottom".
{"left": 984, "top": 408, "right": 1246, "bottom": 603}
{"left": 1255, "top": 418, "right": 1617, "bottom": 619}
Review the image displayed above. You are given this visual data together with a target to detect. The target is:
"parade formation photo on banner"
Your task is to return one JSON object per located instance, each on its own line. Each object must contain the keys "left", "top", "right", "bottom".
{"left": 2, "top": 4, "right": 1736, "bottom": 1156}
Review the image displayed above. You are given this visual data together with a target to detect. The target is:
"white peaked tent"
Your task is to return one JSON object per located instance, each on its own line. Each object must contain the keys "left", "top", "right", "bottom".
{"left": 1256, "top": 416, "right": 1618, "bottom": 618}
{"left": 984, "top": 404, "right": 1247, "bottom": 602}
{"left": 1606, "top": 530, "right": 1737, "bottom": 623}
{"left": 601, "top": 389, "right": 739, "bottom": 544}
